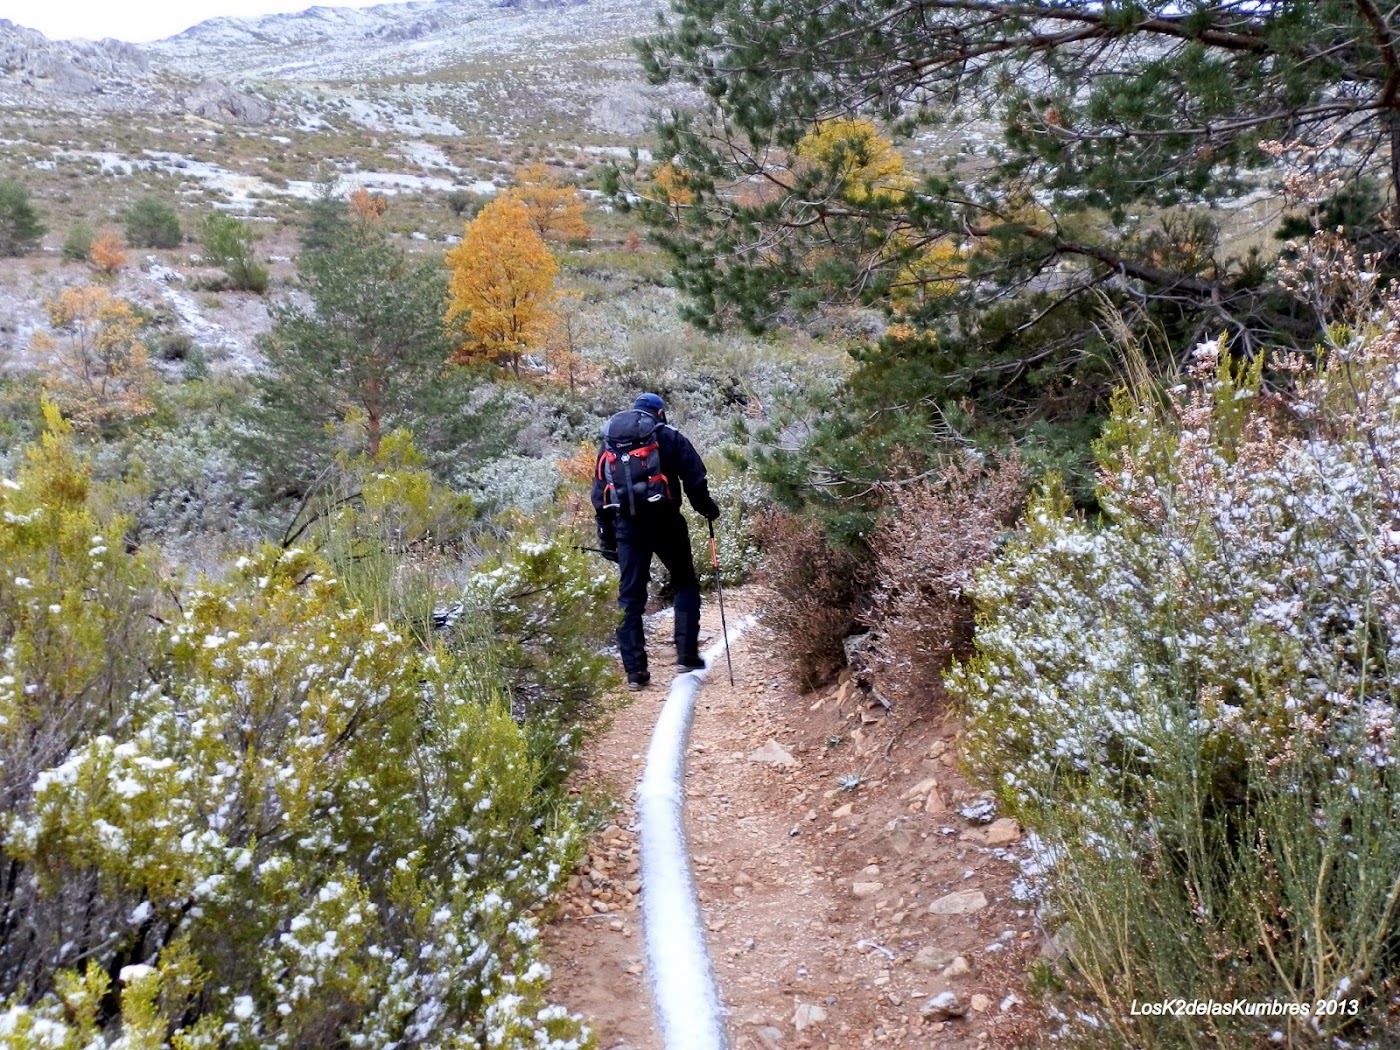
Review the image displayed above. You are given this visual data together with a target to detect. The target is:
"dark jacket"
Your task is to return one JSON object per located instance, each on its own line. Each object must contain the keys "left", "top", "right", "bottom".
{"left": 591, "top": 411, "right": 714, "bottom": 521}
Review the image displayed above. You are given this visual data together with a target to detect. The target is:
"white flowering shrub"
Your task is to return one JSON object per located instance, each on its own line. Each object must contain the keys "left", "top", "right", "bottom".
{"left": 949, "top": 321, "right": 1400, "bottom": 1047}
{"left": 0, "top": 412, "right": 591, "bottom": 1050}
{"left": 464, "top": 536, "right": 616, "bottom": 722}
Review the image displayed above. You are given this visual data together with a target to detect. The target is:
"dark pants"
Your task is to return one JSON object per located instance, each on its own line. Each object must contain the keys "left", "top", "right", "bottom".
{"left": 615, "top": 511, "right": 701, "bottom": 674}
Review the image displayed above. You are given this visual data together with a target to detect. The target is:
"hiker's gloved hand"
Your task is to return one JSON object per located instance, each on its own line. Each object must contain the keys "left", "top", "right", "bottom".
{"left": 597, "top": 518, "right": 619, "bottom": 562}
{"left": 690, "top": 488, "right": 720, "bottom": 522}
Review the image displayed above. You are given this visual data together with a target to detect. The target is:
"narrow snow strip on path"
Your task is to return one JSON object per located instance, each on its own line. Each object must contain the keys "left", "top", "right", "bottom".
{"left": 638, "top": 615, "right": 756, "bottom": 1050}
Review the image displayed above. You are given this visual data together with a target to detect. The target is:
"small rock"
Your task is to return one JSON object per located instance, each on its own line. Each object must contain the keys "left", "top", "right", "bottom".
{"left": 833, "top": 803, "right": 853, "bottom": 819}
{"left": 959, "top": 799, "right": 996, "bottom": 823}
{"left": 755, "top": 1025, "right": 785, "bottom": 1050}
{"left": 885, "top": 817, "right": 915, "bottom": 855}
{"left": 925, "top": 787, "right": 948, "bottom": 813}
{"left": 750, "top": 740, "right": 798, "bottom": 767}
{"left": 862, "top": 864, "right": 881, "bottom": 876}
{"left": 911, "top": 946, "right": 956, "bottom": 971}
{"left": 928, "top": 890, "right": 988, "bottom": 915}
{"left": 901, "top": 777, "right": 939, "bottom": 801}
{"left": 969, "top": 994, "right": 992, "bottom": 1013}
{"left": 625, "top": 963, "right": 643, "bottom": 975}
{"left": 920, "top": 991, "right": 965, "bottom": 1019}
{"left": 942, "top": 956, "right": 973, "bottom": 979}
{"left": 793, "top": 1003, "right": 828, "bottom": 1031}
{"left": 1040, "top": 925, "right": 1075, "bottom": 962}
{"left": 852, "top": 881, "right": 884, "bottom": 898}
{"left": 984, "top": 818, "right": 1022, "bottom": 847}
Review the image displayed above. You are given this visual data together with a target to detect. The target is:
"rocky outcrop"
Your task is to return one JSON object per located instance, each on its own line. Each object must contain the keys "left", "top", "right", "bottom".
{"left": 0, "top": 19, "right": 169, "bottom": 111}
{"left": 183, "top": 80, "right": 273, "bottom": 124}
{"left": 0, "top": 20, "right": 151, "bottom": 95}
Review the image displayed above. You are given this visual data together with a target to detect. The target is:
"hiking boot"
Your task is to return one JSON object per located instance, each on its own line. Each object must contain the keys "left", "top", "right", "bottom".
{"left": 676, "top": 653, "right": 706, "bottom": 671}
{"left": 626, "top": 670, "right": 651, "bottom": 691}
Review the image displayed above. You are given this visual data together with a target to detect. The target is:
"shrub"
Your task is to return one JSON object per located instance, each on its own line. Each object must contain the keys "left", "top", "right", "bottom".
{"left": 61, "top": 222, "right": 92, "bottom": 263}
{"left": 464, "top": 535, "right": 617, "bottom": 724}
{"left": 87, "top": 233, "right": 127, "bottom": 275}
{"left": 150, "top": 330, "right": 194, "bottom": 361}
{"left": 857, "top": 455, "right": 1026, "bottom": 704}
{"left": 950, "top": 304, "right": 1400, "bottom": 1045}
{"left": 199, "top": 212, "right": 268, "bottom": 293}
{"left": 123, "top": 196, "right": 182, "bottom": 249}
{"left": 0, "top": 179, "right": 44, "bottom": 256}
{"left": 754, "top": 508, "right": 870, "bottom": 689}
{"left": 681, "top": 469, "right": 766, "bottom": 588}
{"left": 0, "top": 415, "right": 590, "bottom": 1050}
{"left": 31, "top": 285, "right": 156, "bottom": 428}
{"left": 288, "top": 427, "right": 476, "bottom": 640}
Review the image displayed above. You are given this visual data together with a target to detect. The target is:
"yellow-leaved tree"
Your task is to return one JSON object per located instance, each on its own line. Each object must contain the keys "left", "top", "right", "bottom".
{"left": 31, "top": 285, "right": 156, "bottom": 427}
{"left": 794, "top": 117, "right": 913, "bottom": 204}
{"left": 507, "top": 162, "right": 591, "bottom": 243}
{"left": 444, "top": 194, "right": 559, "bottom": 376}
{"left": 795, "top": 117, "right": 964, "bottom": 311}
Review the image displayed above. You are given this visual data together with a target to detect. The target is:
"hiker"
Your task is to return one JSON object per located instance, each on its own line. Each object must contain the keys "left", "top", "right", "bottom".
{"left": 592, "top": 392, "right": 720, "bottom": 690}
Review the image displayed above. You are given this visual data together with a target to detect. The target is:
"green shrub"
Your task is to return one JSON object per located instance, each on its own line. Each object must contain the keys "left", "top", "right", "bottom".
{"left": 464, "top": 535, "right": 616, "bottom": 723}
{"left": 0, "top": 411, "right": 592, "bottom": 1050}
{"left": 0, "top": 179, "right": 45, "bottom": 256}
{"left": 199, "top": 212, "right": 268, "bottom": 293}
{"left": 949, "top": 322, "right": 1400, "bottom": 1046}
{"left": 681, "top": 468, "right": 766, "bottom": 588}
{"left": 61, "top": 222, "right": 92, "bottom": 263}
{"left": 124, "top": 196, "right": 182, "bottom": 249}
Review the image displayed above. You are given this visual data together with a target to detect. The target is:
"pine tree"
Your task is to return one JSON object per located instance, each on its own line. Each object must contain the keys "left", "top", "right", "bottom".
{"left": 248, "top": 219, "right": 454, "bottom": 488}
{"left": 444, "top": 195, "right": 559, "bottom": 376}
{"left": 619, "top": 0, "right": 1399, "bottom": 506}
{"left": 0, "top": 179, "right": 44, "bottom": 256}
{"left": 300, "top": 177, "right": 350, "bottom": 254}
{"left": 629, "top": 0, "right": 1399, "bottom": 354}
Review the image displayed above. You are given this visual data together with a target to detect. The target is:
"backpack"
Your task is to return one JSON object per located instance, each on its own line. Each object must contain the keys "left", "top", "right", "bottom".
{"left": 597, "top": 409, "right": 671, "bottom": 515}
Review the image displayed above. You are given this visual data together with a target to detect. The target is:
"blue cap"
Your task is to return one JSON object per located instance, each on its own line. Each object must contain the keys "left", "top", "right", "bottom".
{"left": 634, "top": 392, "right": 665, "bottom": 416}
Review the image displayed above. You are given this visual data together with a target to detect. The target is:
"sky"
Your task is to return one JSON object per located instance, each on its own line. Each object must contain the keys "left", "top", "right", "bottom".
{"left": 0, "top": 0, "right": 416, "bottom": 43}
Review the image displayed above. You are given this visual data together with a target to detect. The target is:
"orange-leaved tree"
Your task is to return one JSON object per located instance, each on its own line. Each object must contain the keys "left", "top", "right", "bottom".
{"left": 444, "top": 195, "right": 559, "bottom": 376}
{"left": 507, "top": 162, "right": 591, "bottom": 244}
{"left": 349, "top": 186, "right": 388, "bottom": 220}
{"left": 31, "top": 285, "right": 156, "bottom": 427}
{"left": 88, "top": 233, "right": 127, "bottom": 276}
{"left": 543, "top": 290, "right": 598, "bottom": 393}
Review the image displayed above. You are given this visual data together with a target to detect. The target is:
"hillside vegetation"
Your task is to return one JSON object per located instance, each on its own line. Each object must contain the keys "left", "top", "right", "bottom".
{"left": 4, "top": 0, "right": 1400, "bottom": 1046}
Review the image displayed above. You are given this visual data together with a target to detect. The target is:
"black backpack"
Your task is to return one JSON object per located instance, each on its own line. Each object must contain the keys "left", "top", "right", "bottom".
{"left": 597, "top": 410, "right": 671, "bottom": 515}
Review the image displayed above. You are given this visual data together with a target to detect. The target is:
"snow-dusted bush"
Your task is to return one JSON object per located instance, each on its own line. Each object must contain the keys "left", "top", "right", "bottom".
{"left": 681, "top": 470, "right": 767, "bottom": 588}
{"left": 460, "top": 455, "right": 564, "bottom": 517}
{"left": 0, "top": 412, "right": 590, "bottom": 1050}
{"left": 464, "top": 536, "right": 616, "bottom": 722}
{"left": 950, "top": 314, "right": 1400, "bottom": 1045}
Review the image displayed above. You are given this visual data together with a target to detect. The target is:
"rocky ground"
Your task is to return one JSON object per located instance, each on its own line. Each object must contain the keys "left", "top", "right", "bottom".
{"left": 541, "top": 589, "right": 1050, "bottom": 1050}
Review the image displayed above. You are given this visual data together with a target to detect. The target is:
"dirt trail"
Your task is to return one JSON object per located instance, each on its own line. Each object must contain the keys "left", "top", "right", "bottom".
{"left": 541, "top": 590, "right": 1042, "bottom": 1050}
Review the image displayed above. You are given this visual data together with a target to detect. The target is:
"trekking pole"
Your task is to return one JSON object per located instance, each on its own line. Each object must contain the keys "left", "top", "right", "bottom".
{"left": 708, "top": 519, "right": 735, "bottom": 687}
